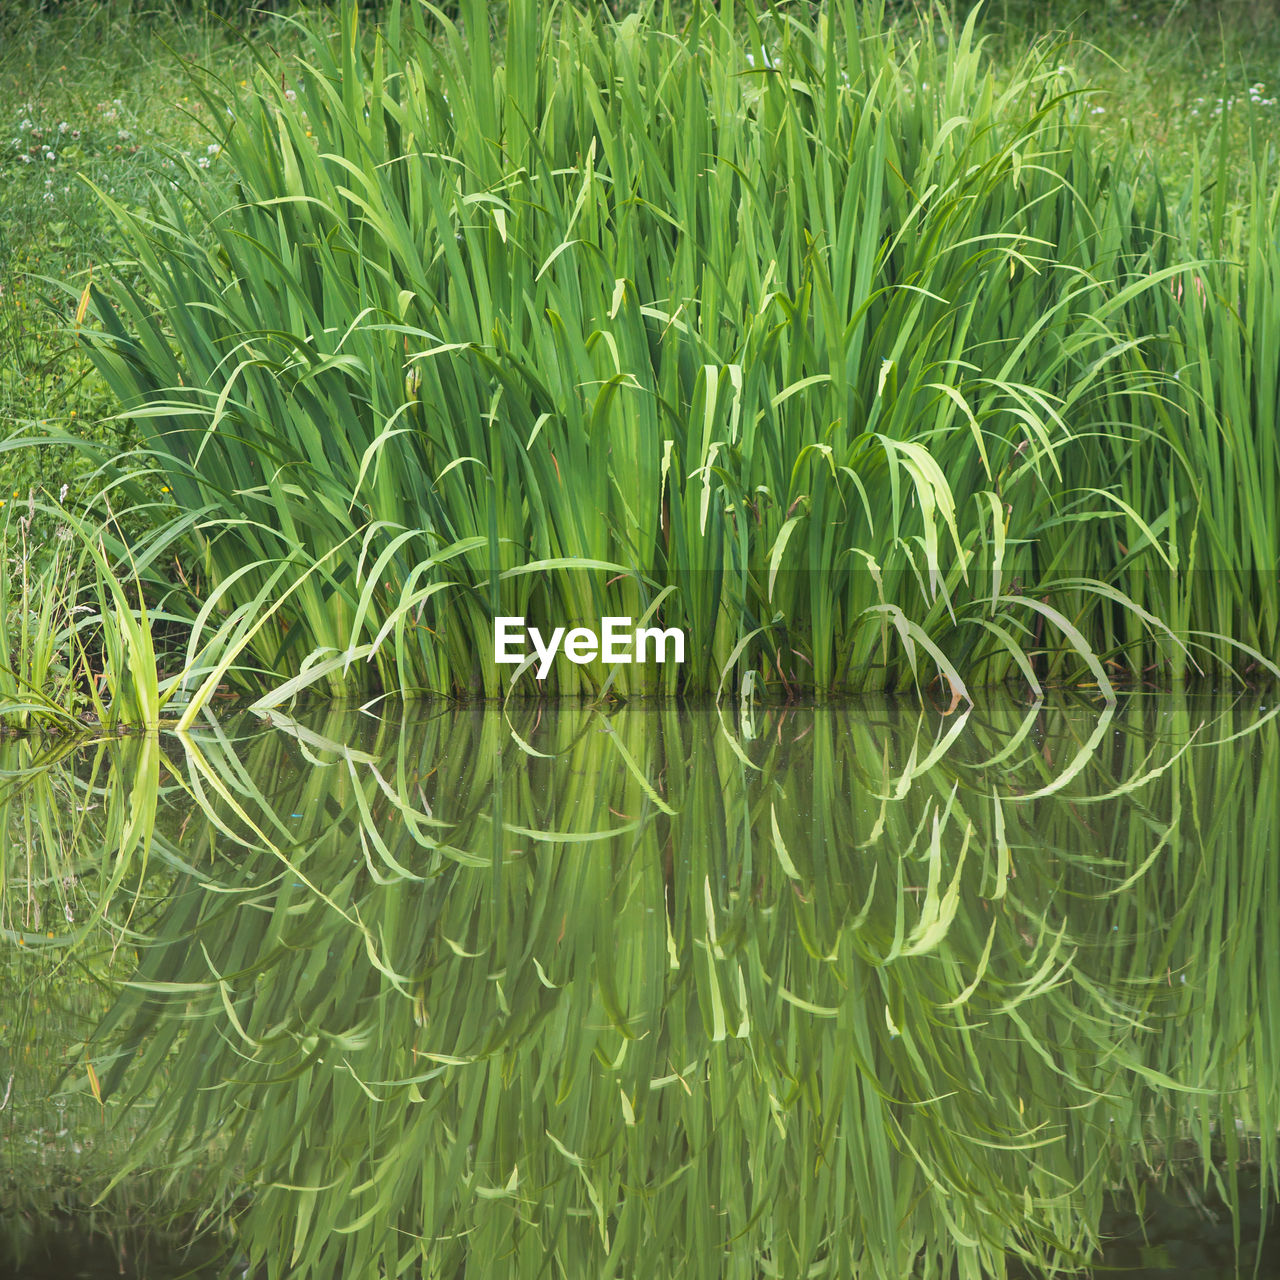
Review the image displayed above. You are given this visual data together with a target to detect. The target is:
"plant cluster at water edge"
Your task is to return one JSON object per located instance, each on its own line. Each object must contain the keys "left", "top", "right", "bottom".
{"left": 28, "top": 0, "right": 1264, "bottom": 704}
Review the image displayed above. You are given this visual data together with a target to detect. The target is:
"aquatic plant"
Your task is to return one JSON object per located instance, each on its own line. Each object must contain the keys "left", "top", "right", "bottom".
{"left": 0, "top": 486, "right": 233, "bottom": 732}
{"left": 74, "top": 0, "right": 1230, "bottom": 700}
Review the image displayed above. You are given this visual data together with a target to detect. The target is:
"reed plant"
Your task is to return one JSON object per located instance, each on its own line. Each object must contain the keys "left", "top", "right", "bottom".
{"left": 75, "top": 0, "right": 1250, "bottom": 700}
{"left": 0, "top": 489, "right": 178, "bottom": 731}
{"left": 0, "top": 495, "right": 87, "bottom": 731}
{"left": 1076, "top": 128, "right": 1280, "bottom": 680}
{"left": 0, "top": 478, "right": 282, "bottom": 731}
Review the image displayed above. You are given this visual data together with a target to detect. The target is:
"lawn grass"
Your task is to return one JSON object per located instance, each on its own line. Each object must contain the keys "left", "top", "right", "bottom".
{"left": 0, "top": 0, "right": 313, "bottom": 507}
{"left": 971, "top": 0, "right": 1280, "bottom": 185}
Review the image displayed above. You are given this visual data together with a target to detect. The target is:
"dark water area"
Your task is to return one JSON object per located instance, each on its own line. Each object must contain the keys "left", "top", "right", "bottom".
{"left": 7, "top": 1186, "right": 1280, "bottom": 1280}
{"left": 3, "top": 693, "right": 1280, "bottom": 1278}
{"left": 0, "top": 1226, "right": 221, "bottom": 1279}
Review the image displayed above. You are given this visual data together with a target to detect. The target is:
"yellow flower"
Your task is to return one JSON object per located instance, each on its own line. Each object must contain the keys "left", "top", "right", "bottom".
{"left": 161, "top": 486, "right": 171, "bottom": 493}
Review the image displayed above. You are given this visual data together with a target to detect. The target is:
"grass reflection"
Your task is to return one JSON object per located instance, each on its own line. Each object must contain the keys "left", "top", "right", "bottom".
{"left": 3, "top": 694, "right": 1279, "bottom": 1278}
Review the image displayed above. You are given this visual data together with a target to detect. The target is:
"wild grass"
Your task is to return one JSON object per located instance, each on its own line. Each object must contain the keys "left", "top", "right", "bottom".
{"left": 0, "top": 485, "right": 253, "bottom": 733}
{"left": 4, "top": 693, "right": 1279, "bottom": 1277}
{"left": 72, "top": 0, "right": 1267, "bottom": 700}
{"left": 969, "top": 0, "right": 1280, "bottom": 195}
{"left": 1, "top": 1, "right": 1276, "bottom": 704}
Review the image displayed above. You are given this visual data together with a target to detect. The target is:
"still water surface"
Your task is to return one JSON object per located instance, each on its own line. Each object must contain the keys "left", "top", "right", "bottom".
{"left": 2, "top": 694, "right": 1278, "bottom": 1278}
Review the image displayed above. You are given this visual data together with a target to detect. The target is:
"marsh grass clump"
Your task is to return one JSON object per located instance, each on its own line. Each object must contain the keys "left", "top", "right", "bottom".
{"left": 72, "top": 0, "right": 1278, "bottom": 701}
{"left": 0, "top": 489, "right": 212, "bottom": 732}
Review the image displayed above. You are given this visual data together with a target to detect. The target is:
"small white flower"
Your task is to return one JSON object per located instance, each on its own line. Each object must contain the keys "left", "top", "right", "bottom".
{"left": 58, "top": 121, "right": 68, "bottom": 134}
{"left": 207, "top": 142, "right": 221, "bottom": 155}
{"left": 285, "top": 88, "right": 297, "bottom": 102}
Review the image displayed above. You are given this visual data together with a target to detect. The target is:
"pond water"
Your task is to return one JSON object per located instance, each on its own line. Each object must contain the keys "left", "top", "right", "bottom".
{"left": 2, "top": 693, "right": 1279, "bottom": 1279}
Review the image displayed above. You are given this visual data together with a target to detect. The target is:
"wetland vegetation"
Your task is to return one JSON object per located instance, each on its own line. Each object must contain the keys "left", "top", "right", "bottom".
{"left": 2, "top": 0, "right": 1280, "bottom": 711}
{"left": 4, "top": 1, "right": 1280, "bottom": 1276}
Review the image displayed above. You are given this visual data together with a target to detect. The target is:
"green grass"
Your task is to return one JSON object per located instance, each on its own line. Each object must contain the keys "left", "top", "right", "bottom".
{"left": 3, "top": 0, "right": 1280, "bottom": 713}
{"left": 0, "top": 0, "right": 314, "bottom": 526}
{"left": 0, "top": 2, "right": 318, "bottom": 729}
{"left": 62, "top": 0, "right": 1254, "bottom": 702}
{"left": 968, "top": 0, "right": 1280, "bottom": 178}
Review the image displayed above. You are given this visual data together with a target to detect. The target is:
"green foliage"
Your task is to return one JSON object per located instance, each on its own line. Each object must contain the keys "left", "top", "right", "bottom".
{"left": 0, "top": 0, "right": 308, "bottom": 520}
{"left": 79, "top": 0, "right": 1234, "bottom": 700}
{"left": 0, "top": 490, "right": 236, "bottom": 732}
{"left": 0, "top": 499, "right": 86, "bottom": 730}
{"left": 0, "top": 0, "right": 1265, "bottom": 705}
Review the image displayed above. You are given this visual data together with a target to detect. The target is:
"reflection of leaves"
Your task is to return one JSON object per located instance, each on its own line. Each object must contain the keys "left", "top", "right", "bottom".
{"left": 4, "top": 692, "right": 1280, "bottom": 1279}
